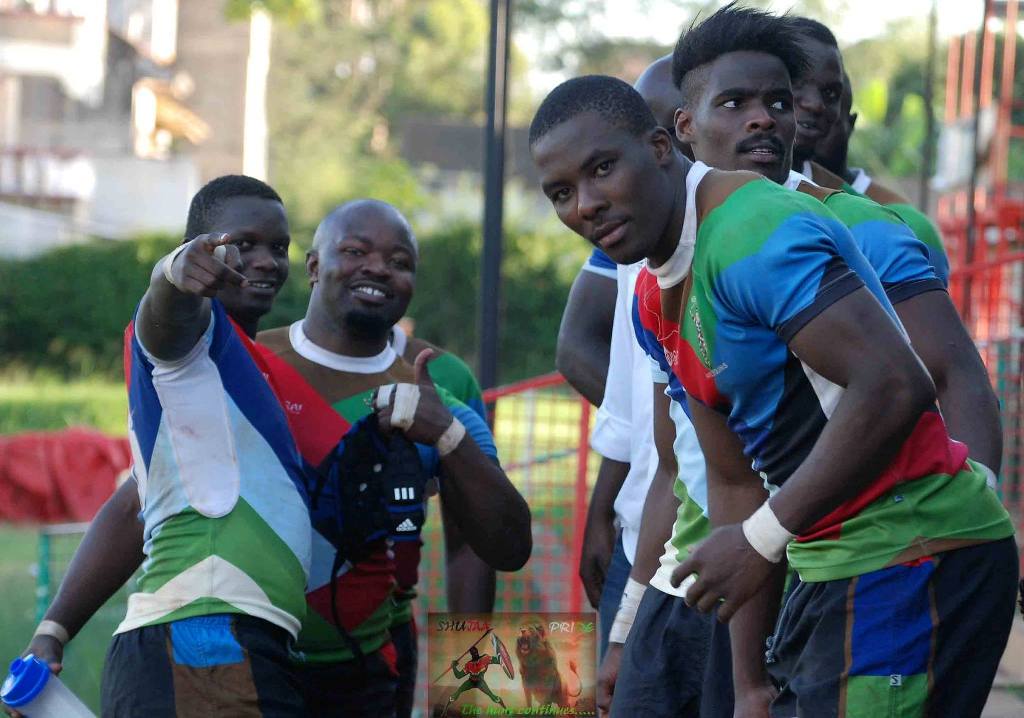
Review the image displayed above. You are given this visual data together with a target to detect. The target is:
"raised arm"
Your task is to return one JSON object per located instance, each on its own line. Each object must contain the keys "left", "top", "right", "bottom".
{"left": 377, "top": 350, "right": 532, "bottom": 571}
{"left": 136, "top": 233, "right": 247, "bottom": 361}
{"left": 556, "top": 267, "right": 617, "bottom": 406}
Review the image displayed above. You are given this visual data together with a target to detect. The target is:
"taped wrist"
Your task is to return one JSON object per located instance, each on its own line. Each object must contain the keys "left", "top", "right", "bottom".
{"left": 436, "top": 418, "right": 466, "bottom": 457}
{"left": 33, "top": 620, "right": 69, "bottom": 646}
{"left": 608, "top": 578, "right": 646, "bottom": 644}
{"left": 741, "top": 501, "right": 796, "bottom": 563}
{"left": 161, "top": 244, "right": 190, "bottom": 290}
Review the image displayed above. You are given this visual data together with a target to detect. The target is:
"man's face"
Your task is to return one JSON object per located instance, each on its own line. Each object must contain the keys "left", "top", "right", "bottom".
{"left": 306, "top": 212, "right": 416, "bottom": 336}
{"left": 206, "top": 196, "right": 291, "bottom": 324}
{"left": 813, "top": 80, "right": 856, "bottom": 174}
{"left": 792, "top": 37, "right": 844, "bottom": 165}
{"left": 532, "top": 112, "right": 676, "bottom": 265}
{"left": 676, "top": 51, "right": 794, "bottom": 184}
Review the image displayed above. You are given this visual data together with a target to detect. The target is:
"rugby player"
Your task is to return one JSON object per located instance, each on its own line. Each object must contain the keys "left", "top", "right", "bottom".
{"left": 790, "top": 17, "right": 951, "bottom": 284}
{"left": 530, "top": 71, "right": 1016, "bottom": 718}
{"left": 256, "top": 199, "right": 531, "bottom": 716}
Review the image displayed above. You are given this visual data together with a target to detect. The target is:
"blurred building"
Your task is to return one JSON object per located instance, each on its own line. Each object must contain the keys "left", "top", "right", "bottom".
{"left": 0, "top": 0, "right": 272, "bottom": 257}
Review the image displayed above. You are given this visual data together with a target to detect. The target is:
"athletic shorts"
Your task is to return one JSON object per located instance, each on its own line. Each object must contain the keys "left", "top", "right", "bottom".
{"left": 294, "top": 641, "right": 398, "bottom": 717}
{"left": 767, "top": 538, "right": 1019, "bottom": 718}
{"left": 390, "top": 618, "right": 417, "bottom": 718}
{"left": 610, "top": 587, "right": 716, "bottom": 717}
{"left": 100, "top": 613, "right": 304, "bottom": 717}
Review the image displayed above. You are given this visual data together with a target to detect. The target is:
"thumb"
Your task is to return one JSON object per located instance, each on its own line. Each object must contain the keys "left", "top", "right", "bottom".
{"left": 413, "top": 348, "right": 436, "bottom": 385}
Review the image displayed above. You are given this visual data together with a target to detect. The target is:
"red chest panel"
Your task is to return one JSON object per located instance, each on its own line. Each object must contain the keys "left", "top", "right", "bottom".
{"left": 465, "top": 655, "right": 491, "bottom": 676}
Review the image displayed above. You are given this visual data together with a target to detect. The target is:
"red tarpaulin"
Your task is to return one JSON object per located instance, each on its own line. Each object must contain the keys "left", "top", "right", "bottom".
{"left": 0, "top": 429, "right": 131, "bottom": 523}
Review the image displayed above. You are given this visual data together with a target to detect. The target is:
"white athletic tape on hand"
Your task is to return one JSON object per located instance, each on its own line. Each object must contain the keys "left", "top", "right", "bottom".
{"left": 161, "top": 244, "right": 190, "bottom": 290}
{"left": 375, "top": 384, "right": 396, "bottom": 410}
{"left": 742, "top": 501, "right": 796, "bottom": 563}
{"left": 34, "top": 620, "right": 70, "bottom": 646}
{"left": 436, "top": 418, "right": 466, "bottom": 457}
{"left": 608, "top": 578, "right": 646, "bottom": 644}
{"left": 390, "top": 384, "right": 421, "bottom": 430}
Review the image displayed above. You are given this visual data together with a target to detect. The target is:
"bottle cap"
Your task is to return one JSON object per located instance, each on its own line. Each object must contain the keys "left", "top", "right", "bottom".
{"left": 1, "top": 655, "right": 51, "bottom": 708}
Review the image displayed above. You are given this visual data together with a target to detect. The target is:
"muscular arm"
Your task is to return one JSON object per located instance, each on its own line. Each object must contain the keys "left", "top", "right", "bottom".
{"left": 627, "top": 385, "right": 679, "bottom": 584}
{"left": 686, "top": 397, "right": 783, "bottom": 699}
{"left": 556, "top": 269, "right": 616, "bottom": 406}
{"left": 580, "top": 457, "right": 628, "bottom": 608}
{"left": 438, "top": 446, "right": 532, "bottom": 571}
{"left": 771, "top": 287, "right": 936, "bottom": 532}
{"left": 676, "top": 288, "right": 936, "bottom": 620}
{"left": 136, "top": 234, "right": 245, "bottom": 361}
{"left": 895, "top": 290, "right": 1002, "bottom": 471}
{"left": 441, "top": 500, "right": 496, "bottom": 612}
{"left": 24, "top": 480, "right": 144, "bottom": 665}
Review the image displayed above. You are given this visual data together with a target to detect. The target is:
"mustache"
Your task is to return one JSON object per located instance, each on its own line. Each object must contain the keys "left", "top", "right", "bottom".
{"left": 735, "top": 135, "right": 785, "bottom": 155}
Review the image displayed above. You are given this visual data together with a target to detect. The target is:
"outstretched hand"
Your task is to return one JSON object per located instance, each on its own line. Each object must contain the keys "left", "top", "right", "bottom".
{"left": 375, "top": 349, "right": 455, "bottom": 445}
{"left": 163, "top": 233, "right": 247, "bottom": 297}
{"left": 670, "top": 523, "right": 775, "bottom": 622}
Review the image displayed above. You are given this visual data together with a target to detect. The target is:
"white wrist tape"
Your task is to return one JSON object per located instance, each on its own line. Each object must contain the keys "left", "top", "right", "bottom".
{"left": 375, "top": 383, "right": 421, "bottom": 430}
{"left": 608, "top": 578, "right": 646, "bottom": 644}
{"left": 742, "top": 501, "right": 796, "bottom": 563}
{"left": 436, "top": 418, "right": 466, "bottom": 457}
{"left": 976, "top": 461, "right": 998, "bottom": 490}
{"left": 161, "top": 243, "right": 190, "bottom": 289}
{"left": 33, "top": 620, "right": 69, "bottom": 646}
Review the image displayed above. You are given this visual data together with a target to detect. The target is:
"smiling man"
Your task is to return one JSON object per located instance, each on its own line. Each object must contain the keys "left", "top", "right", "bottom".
{"left": 256, "top": 199, "right": 531, "bottom": 716}
{"left": 530, "top": 70, "right": 1017, "bottom": 718}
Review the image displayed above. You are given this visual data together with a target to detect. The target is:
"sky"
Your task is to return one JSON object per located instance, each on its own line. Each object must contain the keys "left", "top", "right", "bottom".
{"left": 599, "top": 0, "right": 984, "bottom": 45}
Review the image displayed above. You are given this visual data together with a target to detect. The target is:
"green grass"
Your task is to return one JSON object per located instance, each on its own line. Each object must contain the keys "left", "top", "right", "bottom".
{"left": 0, "top": 377, "right": 127, "bottom": 435}
{"left": 0, "top": 525, "right": 133, "bottom": 713}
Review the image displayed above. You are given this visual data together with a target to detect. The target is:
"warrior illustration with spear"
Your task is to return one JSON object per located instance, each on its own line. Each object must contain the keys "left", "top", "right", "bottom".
{"left": 437, "top": 629, "right": 513, "bottom": 716}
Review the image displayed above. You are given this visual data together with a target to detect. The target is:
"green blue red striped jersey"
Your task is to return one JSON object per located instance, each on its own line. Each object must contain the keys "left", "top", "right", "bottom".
{"left": 256, "top": 322, "right": 497, "bottom": 663}
{"left": 633, "top": 164, "right": 1012, "bottom": 581}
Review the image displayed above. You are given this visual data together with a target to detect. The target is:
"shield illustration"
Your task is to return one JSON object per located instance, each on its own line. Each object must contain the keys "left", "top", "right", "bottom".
{"left": 492, "top": 632, "right": 515, "bottom": 680}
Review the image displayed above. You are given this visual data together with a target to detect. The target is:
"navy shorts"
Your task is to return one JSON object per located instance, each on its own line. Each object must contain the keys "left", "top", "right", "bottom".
{"left": 100, "top": 613, "right": 304, "bottom": 717}
{"left": 768, "top": 538, "right": 1019, "bottom": 718}
{"left": 293, "top": 641, "right": 398, "bottom": 717}
{"left": 610, "top": 587, "right": 718, "bottom": 717}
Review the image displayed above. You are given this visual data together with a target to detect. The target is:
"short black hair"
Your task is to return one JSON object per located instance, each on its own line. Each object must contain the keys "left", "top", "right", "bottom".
{"left": 184, "top": 174, "right": 283, "bottom": 241}
{"left": 529, "top": 75, "right": 658, "bottom": 147}
{"left": 788, "top": 16, "right": 838, "bottom": 49}
{"left": 672, "top": 2, "right": 809, "bottom": 107}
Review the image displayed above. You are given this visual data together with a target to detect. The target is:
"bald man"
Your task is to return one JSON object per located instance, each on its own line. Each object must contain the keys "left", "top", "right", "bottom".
{"left": 256, "top": 199, "right": 530, "bottom": 717}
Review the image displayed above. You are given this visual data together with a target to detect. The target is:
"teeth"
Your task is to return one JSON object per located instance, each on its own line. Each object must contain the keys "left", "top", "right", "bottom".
{"left": 249, "top": 282, "right": 273, "bottom": 288}
{"left": 355, "top": 287, "right": 385, "bottom": 297}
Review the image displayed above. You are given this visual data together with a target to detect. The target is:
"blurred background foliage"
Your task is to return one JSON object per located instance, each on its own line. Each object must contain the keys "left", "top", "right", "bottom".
{"left": 2, "top": 0, "right": 981, "bottom": 435}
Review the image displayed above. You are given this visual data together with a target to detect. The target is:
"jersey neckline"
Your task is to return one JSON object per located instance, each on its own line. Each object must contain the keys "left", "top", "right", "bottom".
{"left": 289, "top": 320, "right": 398, "bottom": 374}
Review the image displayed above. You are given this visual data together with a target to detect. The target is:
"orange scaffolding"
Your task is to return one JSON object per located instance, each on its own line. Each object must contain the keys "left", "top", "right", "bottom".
{"left": 937, "top": 0, "right": 1024, "bottom": 554}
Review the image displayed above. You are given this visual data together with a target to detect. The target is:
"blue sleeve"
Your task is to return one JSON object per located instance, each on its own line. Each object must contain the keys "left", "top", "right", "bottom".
{"left": 845, "top": 212, "right": 945, "bottom": 305}
{"left": 711, "top": 213, "right": 865, "bottom": 343}
{"left": 582, "top": 247, "right": 618, "bottom": 279}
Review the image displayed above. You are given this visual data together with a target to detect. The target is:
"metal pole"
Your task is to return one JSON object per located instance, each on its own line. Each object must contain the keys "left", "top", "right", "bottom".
{"left": 965, "top": 0, "right": 993, "bottom": 322}
{"left": 478, "top": 0, "right": 512, "bottom": 391}
{"left": 919, "top": 0, "right": 938, "bottom": 211}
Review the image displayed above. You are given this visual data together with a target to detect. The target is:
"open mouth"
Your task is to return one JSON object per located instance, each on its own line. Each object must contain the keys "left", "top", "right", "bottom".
{"left": 743, "top": 146, "right": 781, "bottom": 163}
{"left": 349, "top": 283, "right": 392, "bottom": 304}
{"left": 797, "top": 120, "right": 824, "bottom": 138}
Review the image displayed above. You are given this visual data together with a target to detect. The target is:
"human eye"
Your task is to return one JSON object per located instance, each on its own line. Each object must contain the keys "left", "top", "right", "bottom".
{"left": 594, "top": 159, "right": 615, "bottom": 177}
{"left": 550, "top": 187, "right": 572, "bottom": 204}
{"left": 721, "top": 99, "right": 739, "bottom": 109}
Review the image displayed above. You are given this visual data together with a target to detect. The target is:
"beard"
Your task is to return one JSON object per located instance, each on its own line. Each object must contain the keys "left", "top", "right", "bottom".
{"left": 344, "top": 307, "right": 399, "bottom": 340}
